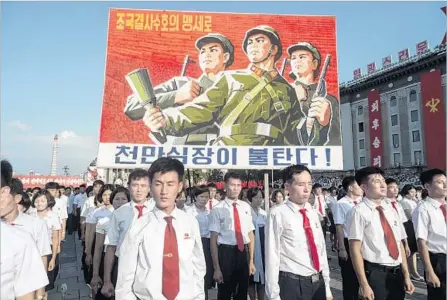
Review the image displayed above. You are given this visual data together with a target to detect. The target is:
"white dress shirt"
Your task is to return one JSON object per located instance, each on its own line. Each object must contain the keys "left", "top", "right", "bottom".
{"left": 385, "top": 198, "right": 408, "bottom": 223}
{"left": 11, "top": 212, "right": 52, "bottom": 257}
{"left": 348, "top": 198, "right": 406, "bottom": 267}
{"left": 400, "top": 197, "right": 418, "bottom": 216}
{"left": 36, "top": 210, "right": 62, "bottom": 245}
{"left": 312, "top": 195, "right": 327, "bottom": 219}
{"left": 209, "top": 198, "right": 255, "bottom": 245}
{"left": 251, "top": 207, "right": 267, "bottom": 285}
{"left": 105, "top": 199, "right": 155, "bottom": 256}
{"left": 412, "top": 197, "right": 447, "bottom": 254}
{"left": 1, "top": 222, "right": 49, "bottom": 300}
{"left": 53, "top": 197, "right": 68, "bottom": 221}
{"left": 81, "top": 196, "right": 96, "bottom": 218}
{"left": 115, "top": 207, "right": 206, "bottom": 300}
{"left": 185, "top": 204, "right": 210, "bottom": 238}
{"left": 333, "top": 196, "right": 357, "bottom": 238}
{"left": 265, "top": 202, "right": 332, "bottom": 300}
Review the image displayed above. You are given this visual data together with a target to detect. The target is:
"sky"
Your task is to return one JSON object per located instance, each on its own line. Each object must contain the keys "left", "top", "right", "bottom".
{"left": 1, "top": 1, "right": 446, "bottom": 176}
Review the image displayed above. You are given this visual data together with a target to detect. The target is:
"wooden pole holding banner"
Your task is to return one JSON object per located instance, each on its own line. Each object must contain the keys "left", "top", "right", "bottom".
{"left": 264, "top": 172, "right": 270, "bottom": 213}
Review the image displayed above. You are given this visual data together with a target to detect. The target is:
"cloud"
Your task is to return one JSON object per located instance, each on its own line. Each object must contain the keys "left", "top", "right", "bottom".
{"left": 7, "top": 120, "right": 31, "bottom": 131}
{"left": 59, "top": 130, "right": 77, "bottom": 139}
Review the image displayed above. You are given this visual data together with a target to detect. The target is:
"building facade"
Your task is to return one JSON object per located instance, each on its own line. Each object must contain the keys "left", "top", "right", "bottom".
{"left": 340, "top": 43, "right": 446, "bottom": 171}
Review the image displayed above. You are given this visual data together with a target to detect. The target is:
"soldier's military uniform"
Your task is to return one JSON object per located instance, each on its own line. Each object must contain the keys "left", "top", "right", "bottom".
{"left": 124, "top": 33, "right": 234, "bottom": 145}
{"left": 160, "top": 26, "right": 303, "bottom": 146}
{"left": 288, "top": 42, "right": 341, "bottom": 146}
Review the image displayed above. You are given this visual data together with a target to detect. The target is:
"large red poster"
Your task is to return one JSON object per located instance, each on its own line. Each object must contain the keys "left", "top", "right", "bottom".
{"left": 420, "top": 69, "right": 446, "bottom": 170}
{"left": 368, "top": 89, "right": 383, "bottom": 167}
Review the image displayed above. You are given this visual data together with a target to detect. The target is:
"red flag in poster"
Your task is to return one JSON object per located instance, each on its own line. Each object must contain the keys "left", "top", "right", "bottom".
{"left": 367, "top": 62, "right": 376, "bottom": 74}
{"left": 416, "top": 40, "right": 429, "bottom": 55}
{"left": 353, "top": 68, "right": 362, "bottom": 79}
{"left": 420, "top": 69, "right": 446, "bottom": 169}
{"left": 382, "top": 55, "right": 392, "bottom": 68}
{"left": 398, "top": 49, "right": 409, "bottom": 62}
{"left": 368, "top": 89, "right": 383, "bottom": 167}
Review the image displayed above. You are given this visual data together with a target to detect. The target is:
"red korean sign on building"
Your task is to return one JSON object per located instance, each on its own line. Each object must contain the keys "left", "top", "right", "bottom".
{"left": 416, "top": 40, "right": 429, "bottom": 55}
{"left": 368, "top": 89, "right": 383, "bottom": 167}
{"left": 420, "top": 69, "right": 446, "bottom": 169}
{"left": 367, "top": 62, "right": 376, "bottom": 74}
{"left": 398, "top": 48, "right": 409, "bottom": 62}
{"left": 353, "top": 68, "right": 362, "bottom": 79}
{"left": 15, "top": 175, "right": 86, "bottom": 189}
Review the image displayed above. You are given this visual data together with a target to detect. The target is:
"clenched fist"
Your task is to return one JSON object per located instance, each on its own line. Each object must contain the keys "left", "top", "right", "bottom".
{"left": 143, "top": 107, "right": 167, "bottom": 132}
{"left": 174, "top": 79, "right": 201, "bottom": 104}
{"left": 308, "top": 96, "right": 331, "bottom": 127}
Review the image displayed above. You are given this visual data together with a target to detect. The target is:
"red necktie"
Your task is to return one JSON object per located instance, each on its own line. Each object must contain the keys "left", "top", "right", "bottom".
{"left": 353, "top": 201, "right": 358, "bottom": 205}
{"left": 391, "top": 201, "right": 398, "bottom": 214}
{"left": 162, "top": 216, "right": 179, "bottom": 300}
{"left": 209, "top": 201, "right": 212, "bottom": 210}
{"left": 376, "top": 206, "right": 399, "bottom": 260}
{"left": 233, "top": 202, "right": 244, "bottom": 252}
{"left": 136, "top": 205, "right": 144, "bottom": 218}
{"left": 299, "top": 209, "right": 320, "bottom": 271}
{"left": 440, "top": 204, "right": 447, "bottom": 221}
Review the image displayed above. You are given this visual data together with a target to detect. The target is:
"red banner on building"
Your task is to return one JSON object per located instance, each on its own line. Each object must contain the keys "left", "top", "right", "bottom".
{"left": 420, "top": 69, "right": 446, "bottom": 170}
{"left": 368, "top": 89, "right": 383, "bottom": 167}
{"left": 15, "top": 175, "right": 86, "bottom": 189}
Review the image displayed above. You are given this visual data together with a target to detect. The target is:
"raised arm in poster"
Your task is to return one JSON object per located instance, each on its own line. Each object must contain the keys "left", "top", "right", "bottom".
{"left": 97, "top": 9, "right": 342, "bottom": 170}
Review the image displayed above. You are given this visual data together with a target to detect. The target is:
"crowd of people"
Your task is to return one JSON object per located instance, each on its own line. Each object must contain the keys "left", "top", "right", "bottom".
{"left": 1, "top": 157, "right": 445, "bottom": 300}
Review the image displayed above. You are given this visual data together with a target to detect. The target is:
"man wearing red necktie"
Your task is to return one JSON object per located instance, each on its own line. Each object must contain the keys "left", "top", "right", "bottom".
{"left": 348, "top": 167, "right": 415, "bottom": 300}
{"left": 209, "top": 172, "right": 256, "bottom": 300}
{"left": 266, "top": 164, "right": 333, "bottom": 300}
{"left": 413, "top": 168, "right": 447, "bottom": 300}
{"left": 115, "top": 157, "right": 206, "bottom": 300}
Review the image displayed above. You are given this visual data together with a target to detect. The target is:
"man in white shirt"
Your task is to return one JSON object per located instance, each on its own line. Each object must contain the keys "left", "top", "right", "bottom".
{"left": 73, "top": 184, "right": 87, "bottom": 237}
{"left": 265, "top": 164, "right": 333, "bottom": 300}
{"left": 413, "top": 168, "right": 446, "bottom": 300}
{"left": 333, "top": 176, "right": 363, "bottom": 300}
{"left": 348, "top": 167, "right": 414, "bottom": 300}
{"left": 206, "top": 183, "right": 219, "bottom": 209}
{"left": 116, "top": 157, "right": 206, "bottom": 300}
{"left": 100, "top": 169, "right": 155, "bottom": 298}
{"left": 209, "top": 171, "right": 255, "bottom": 300}
{"left": 80, "top": 180, "right": 104, "bottom": 240}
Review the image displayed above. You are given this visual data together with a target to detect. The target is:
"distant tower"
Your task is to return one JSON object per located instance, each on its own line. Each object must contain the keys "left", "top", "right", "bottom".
{"left": 50, "top": 135, "right": 58, "bottom": 176}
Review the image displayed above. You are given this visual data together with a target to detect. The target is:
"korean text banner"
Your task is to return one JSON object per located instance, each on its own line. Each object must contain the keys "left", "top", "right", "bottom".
{"left": 98, "top": 8, "right": 342, "bottom": 170}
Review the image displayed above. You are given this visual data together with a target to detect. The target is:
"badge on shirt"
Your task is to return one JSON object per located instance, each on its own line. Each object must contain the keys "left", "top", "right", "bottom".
{"left": 184, "top": 233, "right": 191, "bottom": 239}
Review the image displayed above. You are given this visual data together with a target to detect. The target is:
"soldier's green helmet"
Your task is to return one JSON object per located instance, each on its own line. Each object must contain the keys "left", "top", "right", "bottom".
{"left": 195, "top": 33, "right": 235, "bottom": 68}
{"left": 287, "top": 41, "right": 321, "bottom": 80}
{"left": 242, "top": 25, "right": 283, "bottom": 62}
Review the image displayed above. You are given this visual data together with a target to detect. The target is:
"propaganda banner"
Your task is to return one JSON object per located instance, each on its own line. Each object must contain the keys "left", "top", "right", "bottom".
{"left": 15, "top": 175, "right": 85, "bottom": 189}
{"left": 97, "top": 8, "right": 342, "bottom": 170}
{"left": 368, "top": 89, "right": 383, "bottom": 168}
{"left": 420, "top": 69, "right": 446, "bottom": 170}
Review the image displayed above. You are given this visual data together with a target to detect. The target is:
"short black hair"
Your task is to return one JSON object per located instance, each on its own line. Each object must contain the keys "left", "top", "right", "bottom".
{"left": 19, "top": 192, "right": 32, "bottom": 212}
{"left": 32, "top": 187, "right": 41, "bottom": 192}
{"left": 271, "top": 189, "right": 285, "bottom": 203}
{"left": 282, "top": 164, "right": 311, "bottom": 184}
{"left": 95, "top": 184, "right": 115, "bottom": 206}
{"left": 385, "top": 178, "right": 399, "bottom": 186}
{"left": 147, "top": 157, "right": 184, "bottom": 183}
{"left": 355, "top": 167, "right": 384, "bottom": 186}
{"left": 207, "top": 183, "right": 217, "bottom": 189}
{"left": 11, "top": 178, "right": 24, "bottom": 196}
{"left": 45, "top": 182, "right": 59, "bottom": 190}
{"left": 58, "top": 185, "right": 66, "bottom": 190}
{"left": 329, "top": 186, "right": 337, "bottom": 193}
{"left": 32, "top": 190, "right": 56, "bottom": 209}
{"left": 400, "top": 184, "right": 416, "bottom": 197}
{"left": 312, "top": 183, "right": 322, "bottom": 190}
{"left": 128, "top": 168, "right": 150, "bottom": 185}
{"left": 247, "top": 187, "right": 264, "bottom": 202}
{"left": 110, "top": 186, "right": 131, "bottom": 203}
{"left": 79, "top": 184, "right": 86, "bottom": 188}
{"left": 224, "top": 171, "right": 244, "bottom": 183}
{"left": 93, "top": 180, "right": 105, "bottom": 187}
{"left": 192, "top": 185, "right": 210, "bottom": 200}
{"left": 420, "top": 168, "right": 446, "bottom": 186}
{"left": 1, "top": 160, "right": 13, "bottom": 188}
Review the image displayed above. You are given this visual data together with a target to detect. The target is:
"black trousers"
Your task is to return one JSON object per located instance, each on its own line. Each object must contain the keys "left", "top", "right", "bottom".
{"left": 364, "top": 261, "right": 404, "bottom": 300}
{"left": 217, "top": 244, "right": 249, "bottom": 300}
{"left": 426, "top": 252, "right": 446, "bottom": 300}
{"left": 279, "top": 271, "right": 326, "bottom": 300}
{"left": 67, "top": 213, "right": 74, "bottom": 235}
{"left": 338, "top": 238, "right": 359, "bottom": 300}
{"left": 76, "top": 208, "right": 81, "bottom": 239}
{"left": 82, "top": 238, "right": 95, "bottom": 284}
{"left": 45, "top": 253, "right": 59, "bottom": 291}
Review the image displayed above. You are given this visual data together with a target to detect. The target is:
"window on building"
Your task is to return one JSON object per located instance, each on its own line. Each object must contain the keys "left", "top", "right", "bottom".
{"left": 358, "top": 105, "right": 363, "bottom": 116}
{"left": 412, "top": 130, "right": 420, "bottom": 142}
{"left": 391, "top": 114, "right": 398, "bottom": 126}
{"left": 359, "top": 139, "right": 365, "bottom": 150}
{"left": 393, "top": 153, "right": 401, "bottom": 165}
{"left": 414, "top": 151, "right": 422, "bottom": 164}
{"left": 390, "top": 96, "right": 397, "bottom": 107}
{"left": 358, "top": 122, "right": 364, "bottom": 133}
{"left": 392, "top": 134, "right": 400, "bottom": 148}
{"left": 360, "top": 156, "right": 366, "bottom": 167}
{"left": 411, "top": 110, "right": 419, "bottom": 122}
{"left": 409, "top": 90, "right": 417, "bottom": 102}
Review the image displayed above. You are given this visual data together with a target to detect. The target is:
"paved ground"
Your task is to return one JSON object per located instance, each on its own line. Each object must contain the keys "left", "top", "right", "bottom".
{"left": 48, "top": 233, "right": 428, "bottom": 300}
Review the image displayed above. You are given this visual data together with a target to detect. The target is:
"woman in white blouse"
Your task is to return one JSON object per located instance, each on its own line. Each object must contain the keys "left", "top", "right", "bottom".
{"left": 32, "top": 190, "right": 62, "bottom": 294}
{"left": 400, "top": 184, "right": 424, "bottom": 281}
{"left": 185, "top": 185, "right": 213, "bottom": 300}
{"left": 247, "top": 187, "right": 267, "bottom": 300}
{"left": 91, "top": 186, "right": 130, "bottom": 299}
